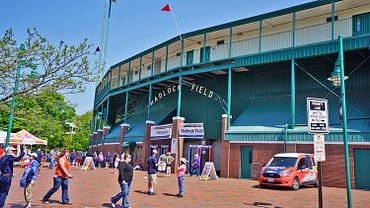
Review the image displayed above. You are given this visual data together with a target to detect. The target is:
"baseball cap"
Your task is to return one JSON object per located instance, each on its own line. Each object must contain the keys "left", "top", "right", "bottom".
{"left": 180, "top": 158, "right": 188, "bottom": 164}
{"left": 29, "top": 152, "right": 38, "bottom": 159}
{"left": 5, "top": 146, "right": 16, "bottom": 152}
{"left": 152, "top": 149, "right": 158, "bottom": 154}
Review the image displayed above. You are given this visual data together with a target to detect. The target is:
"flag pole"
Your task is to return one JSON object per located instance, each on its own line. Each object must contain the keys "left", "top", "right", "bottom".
{"left": 170, "top": 9, "right": 182, "bottom": 40}
{"left": 162, "top": 3, "right": 182, "bottom": 40}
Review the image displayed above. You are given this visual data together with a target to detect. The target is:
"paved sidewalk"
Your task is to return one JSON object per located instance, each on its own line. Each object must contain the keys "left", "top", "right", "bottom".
{"left": 5, "top": 167, "right": 370, "bottom": 208}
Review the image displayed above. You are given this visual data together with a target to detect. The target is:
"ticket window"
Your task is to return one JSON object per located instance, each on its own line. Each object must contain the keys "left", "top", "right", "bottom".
{"left": 160, "top": 145, "right": 169, "bottom": 155}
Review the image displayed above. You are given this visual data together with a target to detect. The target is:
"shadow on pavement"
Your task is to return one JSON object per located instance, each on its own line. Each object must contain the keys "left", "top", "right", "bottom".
{"left": 101, "top": 202, "right": 115, "bottom": 207}
{"left": 134, "top": 190, "right": 149, "bottom": 195}
{"left": 162, "top": 192, "right": 178, "bottom": 197}
{"left": 243, "top": 201, "right": 284, "bottom": 208}
{"left": 8, "top": 204, "right": 24, "bottom": 208}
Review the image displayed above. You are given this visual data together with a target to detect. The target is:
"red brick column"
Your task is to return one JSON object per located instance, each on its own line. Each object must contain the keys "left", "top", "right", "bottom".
{"left": 120, "top": 124, "right": 129, "bottom": 153}
{"left": 92, "top": 132, "right": 98, "bottom": 152}
{"left": 88, "top": 133, "right": 94, "bottom": 152}
{"left": 172, "top": 116, "right": 185, "bottom": 173}
{"left": 97, "top": 129, "right": 103, "bottom": 152}
{"left": 101, "top": 126, "right": 110, "bottom": 154}
{"left": 142, "top": 120, "right": 155, "bottom": 170}
{"left": 220, "top": 114, "right": 231, "bottom": 178}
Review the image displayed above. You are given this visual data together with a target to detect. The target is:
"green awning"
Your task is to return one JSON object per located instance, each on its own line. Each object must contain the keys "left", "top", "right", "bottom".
{"left": 105, "top": 106, "right": 176, "bottom": 144}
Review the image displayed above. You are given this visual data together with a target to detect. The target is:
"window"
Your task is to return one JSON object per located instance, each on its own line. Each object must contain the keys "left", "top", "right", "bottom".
{"left": 326, "top": 16, "right": 338, "bottom": 22}
{"left": 217, "top": 40, "right": 225, "bottom": 45}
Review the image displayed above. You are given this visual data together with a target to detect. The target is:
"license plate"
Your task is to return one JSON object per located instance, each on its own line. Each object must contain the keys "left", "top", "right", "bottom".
{"left": 267, "top": 178, "right": 275, "bottom": 182}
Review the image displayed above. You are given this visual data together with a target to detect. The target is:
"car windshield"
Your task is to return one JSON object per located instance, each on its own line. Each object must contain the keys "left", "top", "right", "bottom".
{"left": 268, "top": 157, "right": 297, "bottom": 168}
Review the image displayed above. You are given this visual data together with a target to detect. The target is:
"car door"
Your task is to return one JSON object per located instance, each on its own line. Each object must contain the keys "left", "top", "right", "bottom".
{"left": 296, "top": 157, "right": 309, "bottom": 184}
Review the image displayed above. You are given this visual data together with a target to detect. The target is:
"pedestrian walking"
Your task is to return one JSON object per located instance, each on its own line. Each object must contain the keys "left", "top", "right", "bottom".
{"left": 105, "top": 151, "right": 112, "bottom": 169}
{"left": 147, "top": 149, "right": 160, "bottom": 195}
{"left": 35, "top": 148, "right": 42, "bottom": 176}
{"left": 176, "top": 158, "right": 187, "bottom": 198}
{"left": 190, "top": 154, "right": 200, "bottom": 177}
{"left": 21, "top": 153, "right": 39, "bottom": 208}
{"left": 98, "top": 152, "right": 104, "bottom": 168}
{"left": 42, "top": 149, "right": 73, "bottom": 205}
{"left": 0, "top": 145, "right": 26, "bottom": 208}
{"left": 110, "top": 154, "right": 133, "bottom": 208}
{"left": 166, "top": 152, "right": 174, "bottom": 177}
{"left": 49, "top": 149, "right": 56, "bottom": 169}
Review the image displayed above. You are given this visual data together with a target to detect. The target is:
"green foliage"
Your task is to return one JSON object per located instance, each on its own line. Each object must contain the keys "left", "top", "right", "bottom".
{"left": 0, "top": 92, "right": 92, "bottom": 151}
{"left": 0, "top": 28, "right": 101, "bottom": 104}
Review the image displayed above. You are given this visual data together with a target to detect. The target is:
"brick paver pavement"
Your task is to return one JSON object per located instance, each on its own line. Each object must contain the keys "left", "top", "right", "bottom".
{"left": 4, "top": 167, "right": 370, "bottom": 208}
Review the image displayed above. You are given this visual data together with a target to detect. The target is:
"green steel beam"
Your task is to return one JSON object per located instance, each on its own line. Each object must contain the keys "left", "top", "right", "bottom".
{"left": 180, "top": 38, "right": 184, "bottom": 66}
{"left": 227, "top": 67, "right": 232, "bottom": 130}
{"left": 124, "top": 92, "right": 129, "bottom": 124}
{"left": 291, "top": 58, "right": 296, "bottom": 128}
{"left": 331, "top": 0, "right": 335, "bottom": 40}
{"left": 203, "top": 33, "right": 207, "bottom": 63}
{"left": 139, "top": 56, "right": 142, "bottom": 80}
{"left": 105, "top": 96, "right": 110, "bottom": 125}
{"left": 117, "top": 65, "right": 121, "bottom": 87}
{"left": 177, "top": 71, "right": 183, "bottom": 116}
{"left": 229, "top": 27, "right": 233, "bottom": 58}
{"left": 148, "top": 84, "right": 152, "bottom": 120}
{"left": 338, "top": 35, "right": 352, "bottom": 208}
{"left": 292, "top": 12, "right": 296, "bottom": 47}
{"left": 165, "top": 45, "right": 169, "bottom": 72}
{"left": 151, "top": 50, "right": 154, "bottom": 76}
{"left": 128, "top": 61, "right": 131, "bottom": 84}
{"left": 259, "top": 20, "right": 263, "bottom": 53}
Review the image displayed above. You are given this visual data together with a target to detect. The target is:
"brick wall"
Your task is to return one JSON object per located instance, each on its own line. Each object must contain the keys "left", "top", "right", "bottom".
{"left": 223, "top": 142, "right": 370, "bottom": 188}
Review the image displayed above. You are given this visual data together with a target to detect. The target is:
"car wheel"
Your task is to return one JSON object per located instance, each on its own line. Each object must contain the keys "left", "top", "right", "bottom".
{"left": 292, "top": 177, "right": 300, "bottom": 190}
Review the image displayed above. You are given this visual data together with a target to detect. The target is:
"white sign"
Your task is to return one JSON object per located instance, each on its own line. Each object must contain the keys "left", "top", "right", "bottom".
{"left": 314, "top": 134, "right": 326, "bottom": 162}
{"left": 150, "top": 124, "right": 172, "bottom": 140}
{"left": 307, "top": 97, "right": 329, "bottom": 134}
{"left": 171, "top": 138, "right": 177, "bottom": 154}
{"left": 200, "top": 162, "right": 218, "bottom": 181}
{"left": 179, "top": 123, "right": 204, "bottom": 139}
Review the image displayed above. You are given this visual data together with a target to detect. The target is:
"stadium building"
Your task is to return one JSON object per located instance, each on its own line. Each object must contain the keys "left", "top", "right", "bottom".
{"left": 90, "top": 0, "right": 370, "bottom": 188}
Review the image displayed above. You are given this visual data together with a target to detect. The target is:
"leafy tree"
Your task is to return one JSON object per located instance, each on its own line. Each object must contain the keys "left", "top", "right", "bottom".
{"left": 0, "top": 28, "right": 101, "bottom": 104}
{"left": 0, "top": 92, "right": 76, "bottom": 148}
{"left": 66, "top": 111, "right": 92, "bottom": 151}
{"left": 0, "top": 91, "right": 92, "bottom": 151}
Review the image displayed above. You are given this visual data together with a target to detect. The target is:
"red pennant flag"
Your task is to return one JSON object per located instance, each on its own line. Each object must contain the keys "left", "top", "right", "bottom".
{"left": 161, "top": 4, "right": 171, "bottom": 12}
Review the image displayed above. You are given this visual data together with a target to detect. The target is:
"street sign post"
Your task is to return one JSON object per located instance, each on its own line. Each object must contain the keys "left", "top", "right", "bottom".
{"left": 307, "top": 97, "right": 329, "bottom": 134}
{"left": 314, "top": 134, "right": 326, "bottom": 162}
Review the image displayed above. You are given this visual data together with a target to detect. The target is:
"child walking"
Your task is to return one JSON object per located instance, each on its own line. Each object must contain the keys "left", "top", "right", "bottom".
{"left": 176, "top": 158, "right": 187, "bottom": 198}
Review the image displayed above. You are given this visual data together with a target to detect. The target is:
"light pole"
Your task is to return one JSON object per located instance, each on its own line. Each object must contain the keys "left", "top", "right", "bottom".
{"left": 5, "top": 44, "right": 37, "bottom": 149}
{"left": 327, "top": 36, "right": 352, "bottom": 208}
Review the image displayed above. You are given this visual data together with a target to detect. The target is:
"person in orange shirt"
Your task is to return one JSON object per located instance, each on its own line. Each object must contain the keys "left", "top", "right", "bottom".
{"left": 42, "top": 149, "right": 73, "bottom": 205}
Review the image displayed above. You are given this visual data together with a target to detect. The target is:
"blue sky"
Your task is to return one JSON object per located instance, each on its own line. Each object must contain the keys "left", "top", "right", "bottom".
{"left": 1, "top": 0, "right": 312, "bottom": 115}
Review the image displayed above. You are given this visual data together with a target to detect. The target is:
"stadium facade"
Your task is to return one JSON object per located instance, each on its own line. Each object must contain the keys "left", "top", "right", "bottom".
{"left": 90, "top": 0, "right": 370, "bottom": 188}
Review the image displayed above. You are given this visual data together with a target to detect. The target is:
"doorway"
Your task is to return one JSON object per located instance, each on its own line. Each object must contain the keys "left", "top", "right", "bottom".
{"left": 240, "top": 147, "right": 253, "bottom": 179}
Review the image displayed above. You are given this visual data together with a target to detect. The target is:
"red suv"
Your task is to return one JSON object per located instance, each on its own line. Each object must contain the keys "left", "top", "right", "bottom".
{"left": 259, "top": 153, "right": 318, "bottom": 190}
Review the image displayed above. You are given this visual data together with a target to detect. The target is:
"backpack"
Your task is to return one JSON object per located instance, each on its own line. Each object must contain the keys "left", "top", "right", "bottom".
{"left": 20, "top": 166, "right": 34, "bottom": 187}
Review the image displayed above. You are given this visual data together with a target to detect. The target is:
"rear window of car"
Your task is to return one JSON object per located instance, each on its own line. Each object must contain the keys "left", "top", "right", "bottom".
{"left": 268, "top": 157, "right": 297, "bottom": 168}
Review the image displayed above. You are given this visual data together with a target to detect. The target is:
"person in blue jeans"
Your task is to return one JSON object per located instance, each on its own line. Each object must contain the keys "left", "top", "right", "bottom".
{"left": 111, "top": 154, "right": 133, "bottom": 208}
{"left": 42, "top": 149, "right": 73, "bottom": 205}
{"left": 176, "top": 158, "right": 187, "bottom": 198}
{"left": 190, "top": 154, "right": 200, "bottom": 176}
{"left": 0, "top": 146, "right": 26, "bottom": 208}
